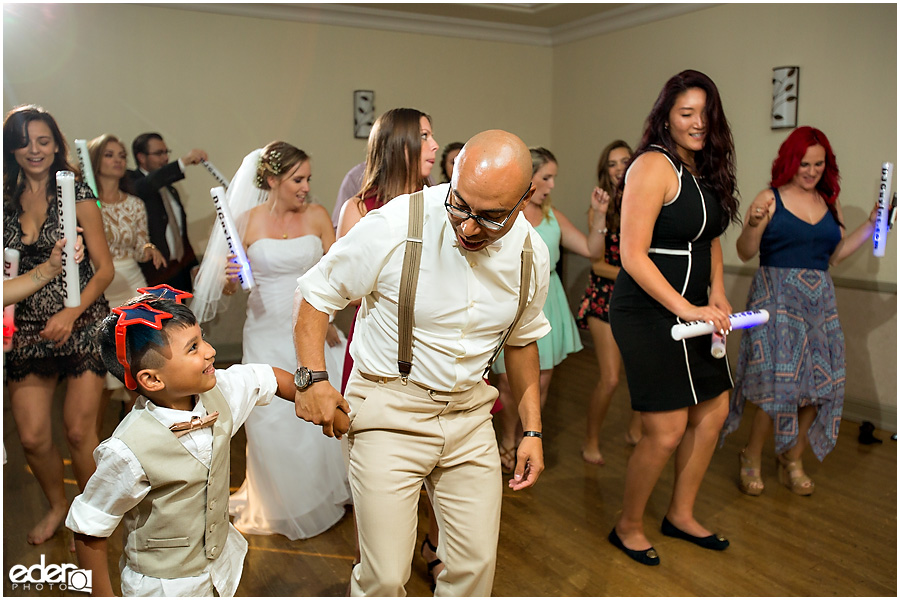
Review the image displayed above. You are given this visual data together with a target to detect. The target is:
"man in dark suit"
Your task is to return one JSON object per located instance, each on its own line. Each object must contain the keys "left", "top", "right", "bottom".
{"left": 127, "top": 133, "right": 208, "bottom": 292}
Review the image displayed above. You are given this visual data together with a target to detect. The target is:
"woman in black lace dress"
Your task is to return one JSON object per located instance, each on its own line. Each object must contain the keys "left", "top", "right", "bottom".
{"left": 3, "top": 105, "right": 113, "bottom": 544}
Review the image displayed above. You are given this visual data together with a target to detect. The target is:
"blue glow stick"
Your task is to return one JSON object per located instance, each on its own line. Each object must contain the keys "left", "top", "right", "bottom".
{"left": 873, "top": 162, "right": 893, "bottom": 257}
{"left": 210, "top": 186, "right": 254, "bottom": 290}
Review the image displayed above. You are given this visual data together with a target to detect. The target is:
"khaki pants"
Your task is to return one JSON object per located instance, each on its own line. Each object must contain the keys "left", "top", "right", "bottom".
{"left": 344, "top": 369, "right": 502, "bottom": 597}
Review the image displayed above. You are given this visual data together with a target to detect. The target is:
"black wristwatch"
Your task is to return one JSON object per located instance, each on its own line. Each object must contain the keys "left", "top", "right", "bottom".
{"left": 294, "top": 366, "right": 329, "bottom": 391}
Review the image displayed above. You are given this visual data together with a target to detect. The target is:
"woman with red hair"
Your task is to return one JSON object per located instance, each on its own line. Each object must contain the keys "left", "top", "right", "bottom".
{"left": 721, "top": 126, "right": 878, "bottom": 497}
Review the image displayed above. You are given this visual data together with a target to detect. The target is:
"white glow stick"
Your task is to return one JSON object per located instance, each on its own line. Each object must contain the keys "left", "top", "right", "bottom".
{"left": 4, "top": 248, "right": 20, "bottom": 352}
{"left": 210, "top": 186, "right": 254, "bottom": 290}
{"left": 671, "top": 309, "right": 769, "bottom": 341}
{"left": 710, "top": 331, "right": 726, "bottom": 359}
{"left": 201, "top": 160, "right": 230, "bottom": 189}
{"left": 74, "top": 139, "right": 98, "bottom": 197}
{"left": 873, "top": 162, "right": 893, "bottom": 257}
{"left": 56, "top": 171, "right": 81, "bottom": 308}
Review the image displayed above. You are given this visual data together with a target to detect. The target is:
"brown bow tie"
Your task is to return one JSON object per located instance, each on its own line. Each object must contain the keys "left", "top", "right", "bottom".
{"left": 169, "top": 412, "right": 219, "bottom": 438}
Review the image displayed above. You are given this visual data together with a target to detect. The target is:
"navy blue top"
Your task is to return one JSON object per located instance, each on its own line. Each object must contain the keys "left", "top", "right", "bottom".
{"left": 759, "top": 188, "right": 842, "bottom": 271}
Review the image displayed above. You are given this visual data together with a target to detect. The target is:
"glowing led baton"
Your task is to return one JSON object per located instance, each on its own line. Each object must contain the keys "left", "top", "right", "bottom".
{"left": 873, "top": 162, "right": 893, "bottom": 257}
{"left": 671, "top": 309, "right": 769, "bottom": 342}
{"left": 74, "top": 139, "right": 98, "bottom": 198}
{"left": 201, "top": 160, "right": 230, "bottom": 189}
{"left": 210, "top": 186, "right": 254, "bottom": 290}
{"left": 56, "top": 171, "right": 81, "bottom": 308}
{"left": 3, "top": 248, "right": 20, "bottom": 351}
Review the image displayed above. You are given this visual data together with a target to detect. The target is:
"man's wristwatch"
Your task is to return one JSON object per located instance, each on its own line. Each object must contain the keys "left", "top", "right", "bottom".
{"left": 294, "top": 366, "right": 329, "bottom": 391}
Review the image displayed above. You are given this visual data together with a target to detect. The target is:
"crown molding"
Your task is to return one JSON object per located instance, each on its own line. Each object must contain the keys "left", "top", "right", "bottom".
{"left": 550, "top": 3, "right": 716, "bottom": 46}
{"left": 164, "top": 3, "right": 551, "bottom": 46}
{"left": 155, "top": 3, "right": 719, "bottom": 47}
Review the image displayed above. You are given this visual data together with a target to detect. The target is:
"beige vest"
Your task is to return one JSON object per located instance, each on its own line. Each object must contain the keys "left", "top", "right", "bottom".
{"left": 115, "top": 386, "right": 232, "bottom": 579}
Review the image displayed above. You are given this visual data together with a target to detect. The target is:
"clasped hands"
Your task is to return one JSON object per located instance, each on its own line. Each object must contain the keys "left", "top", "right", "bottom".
{"left": 295, "top": 381, "right": 351, "bottom": 439}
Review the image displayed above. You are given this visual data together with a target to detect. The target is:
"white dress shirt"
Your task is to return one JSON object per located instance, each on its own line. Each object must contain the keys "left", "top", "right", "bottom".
{"left": 66, "top": 363, "right": 277, "bottom": 597}
{"left": 298, "top": 183, "right": 551, "bottom": 392}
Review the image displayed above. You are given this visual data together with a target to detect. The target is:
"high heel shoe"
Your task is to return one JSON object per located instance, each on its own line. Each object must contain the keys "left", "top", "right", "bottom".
{"left": 738, "top": 448, "right": 764, "bottom": 496}
{"left": 660, "top": 517, "right": 729, "bottom": 551}
{"left": 776, "top": 453, "right": 815, "bottom": 496}
{"left": 608, "top": 528, "right": 660, "bottom": 566}
{"left": 420, "top": 536, "right": 443, "bottom": 591}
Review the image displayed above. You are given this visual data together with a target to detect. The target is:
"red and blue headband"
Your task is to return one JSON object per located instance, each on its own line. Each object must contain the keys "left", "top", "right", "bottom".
{"left": 112, "top": 286, "right": 193, "bottom": 390}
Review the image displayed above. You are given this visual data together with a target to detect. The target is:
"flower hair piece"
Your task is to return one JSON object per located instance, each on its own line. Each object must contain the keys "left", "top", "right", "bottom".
{"left": 256, "top": 149, "right": 283, "bottom": 188}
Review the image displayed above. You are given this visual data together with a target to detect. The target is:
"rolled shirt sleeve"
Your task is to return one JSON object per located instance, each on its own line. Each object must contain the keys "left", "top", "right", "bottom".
{"left": 66, "top": 438, "right": 149, "bottom": 538}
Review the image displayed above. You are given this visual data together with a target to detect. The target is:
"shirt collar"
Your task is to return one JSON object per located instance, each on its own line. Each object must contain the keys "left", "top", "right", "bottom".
{"left": 136, "top": 394, "right": 207, "bottom": 428}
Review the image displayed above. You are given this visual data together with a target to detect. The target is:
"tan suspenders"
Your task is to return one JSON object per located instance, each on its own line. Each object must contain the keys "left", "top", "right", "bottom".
{"left": 397, "top": 190, "right": 425, "bottom": 380}
{"left": 482, "top": 234, "right": 532, "bottom": 378}
{"left": 395, "top": 189, "right": 534, "bottom": 383}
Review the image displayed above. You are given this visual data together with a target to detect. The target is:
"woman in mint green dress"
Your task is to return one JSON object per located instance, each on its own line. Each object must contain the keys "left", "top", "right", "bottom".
{"left": 494, "top": 147, "right": 604, "bottom": 471}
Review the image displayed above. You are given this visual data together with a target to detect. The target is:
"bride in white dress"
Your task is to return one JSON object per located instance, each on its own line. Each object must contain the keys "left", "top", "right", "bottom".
{"left": 192, "top": 143, "right": 351, "bottom": 540}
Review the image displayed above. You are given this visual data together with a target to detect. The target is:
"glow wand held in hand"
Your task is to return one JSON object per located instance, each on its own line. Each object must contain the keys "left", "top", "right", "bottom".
{"left": 210, "top": 186, "right": 254, "bottom": 290}
{"left": 56, "top": 171, "right": 81, "bottom": 308}
{"left": 4, "top": 248, "right": 20, "bottom": 351}
{"left": 74, "top": 139, "right": 98, "bottom": 197}
{"left": 671, "top": 309, "right": 770, "bottom": 342}
{"left": 201, "top": 160, "right": 230, "bottom": 189}
{"left": 873, "top": 162, "right": 894, "bottom": 257}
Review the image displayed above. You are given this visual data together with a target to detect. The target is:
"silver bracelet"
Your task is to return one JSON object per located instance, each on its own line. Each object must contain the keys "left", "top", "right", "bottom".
{"left": 522, "top": 430, "right": 542, "bottom": 439}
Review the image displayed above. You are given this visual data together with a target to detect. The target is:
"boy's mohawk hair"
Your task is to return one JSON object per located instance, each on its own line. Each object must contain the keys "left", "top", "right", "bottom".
{"left": 98, "top": 288, "right": 196, "bottom": 391}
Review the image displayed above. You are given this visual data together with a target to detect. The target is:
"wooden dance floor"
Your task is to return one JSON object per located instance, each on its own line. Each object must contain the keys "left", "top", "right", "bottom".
{"left": 3, "top": 346, "right": 896, "bottom": 596}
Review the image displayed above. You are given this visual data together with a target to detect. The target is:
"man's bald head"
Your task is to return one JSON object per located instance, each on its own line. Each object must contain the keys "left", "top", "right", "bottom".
{"left": 446, "top": 130, "right": 536, "bottom": 252}
{"left": 453, "top": 130, "right": 533, "bottom": 200}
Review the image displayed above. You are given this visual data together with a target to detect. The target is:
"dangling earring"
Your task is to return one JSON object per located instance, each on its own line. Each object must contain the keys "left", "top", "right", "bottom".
{"left": 664, "top": 123, "right": 669, "bottom": 130}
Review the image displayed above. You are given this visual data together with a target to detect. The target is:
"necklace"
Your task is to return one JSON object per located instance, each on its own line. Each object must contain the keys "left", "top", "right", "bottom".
{"left": 272, "top": 208, "right": 295, "bottom": 239}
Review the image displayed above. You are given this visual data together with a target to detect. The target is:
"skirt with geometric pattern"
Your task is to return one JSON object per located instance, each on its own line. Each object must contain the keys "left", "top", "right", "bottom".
{"left": 720, "top": 266, "right": 845, "bottom": 461}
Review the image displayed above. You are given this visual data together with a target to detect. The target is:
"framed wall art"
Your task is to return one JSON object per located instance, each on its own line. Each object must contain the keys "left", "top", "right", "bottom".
{"left": 354, "top": 90, "right": 375, "bottom": 139}
{"left": 771, "top": 66, "right": 799, "bottom": 129}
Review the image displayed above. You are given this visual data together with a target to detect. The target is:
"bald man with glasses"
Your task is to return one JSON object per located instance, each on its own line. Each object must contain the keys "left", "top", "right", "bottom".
{"left": 293, "top": 130, "right": 553, "bottom": 596}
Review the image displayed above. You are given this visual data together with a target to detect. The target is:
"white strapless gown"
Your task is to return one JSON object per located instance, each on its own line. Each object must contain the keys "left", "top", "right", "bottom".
{"left": 228, "top": 236, "right": 352, "bottom": 540}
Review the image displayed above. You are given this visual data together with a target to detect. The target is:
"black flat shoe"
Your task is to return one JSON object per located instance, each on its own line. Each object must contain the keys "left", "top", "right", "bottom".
{"left": 608, "top": 528, "right": 660, "bottom": 566}
{"left": 660, "top": 517, "right": 729, "bottom": 551}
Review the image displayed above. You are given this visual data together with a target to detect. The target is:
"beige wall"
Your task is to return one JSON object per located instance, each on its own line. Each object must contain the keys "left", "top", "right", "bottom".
{"left": 3, "top": 3, "right": 552, "bottom": 248}
{"left": 4, "top": 3, "right": 896, "bottom": 426}
{"left": 553, "top": 3, "right": 897, "bottom": 430}
{"left": 552, "top": 3, "right": 897, "bottom": 284}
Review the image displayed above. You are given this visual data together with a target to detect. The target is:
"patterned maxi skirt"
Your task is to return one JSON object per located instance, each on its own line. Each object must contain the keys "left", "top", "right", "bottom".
{"left": 720, "top": 267, "right": 845, "bottom": 461}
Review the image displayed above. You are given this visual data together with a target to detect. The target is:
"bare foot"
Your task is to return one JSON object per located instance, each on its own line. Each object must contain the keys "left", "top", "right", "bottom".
{"left": 581, "top": 446, "right": 605, "bottom": 465}
{"left": 27, "top": 504, "right": 68, "bottom": 545}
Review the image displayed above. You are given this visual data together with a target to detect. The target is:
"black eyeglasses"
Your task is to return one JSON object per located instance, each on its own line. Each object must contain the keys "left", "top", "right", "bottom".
{"left": 444, "top": 184, "right": 531, "bottom": 232}
{"left": 146, "top": 149, "right": 171, "bottom": 157}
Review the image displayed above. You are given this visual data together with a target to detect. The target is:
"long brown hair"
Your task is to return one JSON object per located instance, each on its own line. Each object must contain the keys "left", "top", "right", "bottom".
{"left": 595, "top": 139, "right": 632, "bottom": 232}
{"left": 626, "top": 69, "right": 740, "bottom": 228}
{"left": 357, "top": 108, "right": 431, "bottom": 212}
{"left": 3, "top": 104, "right": 75, "bottom": 203}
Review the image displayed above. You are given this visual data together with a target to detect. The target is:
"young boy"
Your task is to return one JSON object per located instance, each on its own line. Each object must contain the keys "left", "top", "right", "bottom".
{"left": 65, "top": 289, "right": 298, "bottom": 596}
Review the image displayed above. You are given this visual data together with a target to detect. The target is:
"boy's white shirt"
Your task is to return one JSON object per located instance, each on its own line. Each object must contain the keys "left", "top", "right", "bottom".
{"left": 66, "top": 363, "right": 277, "bottom": 597}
